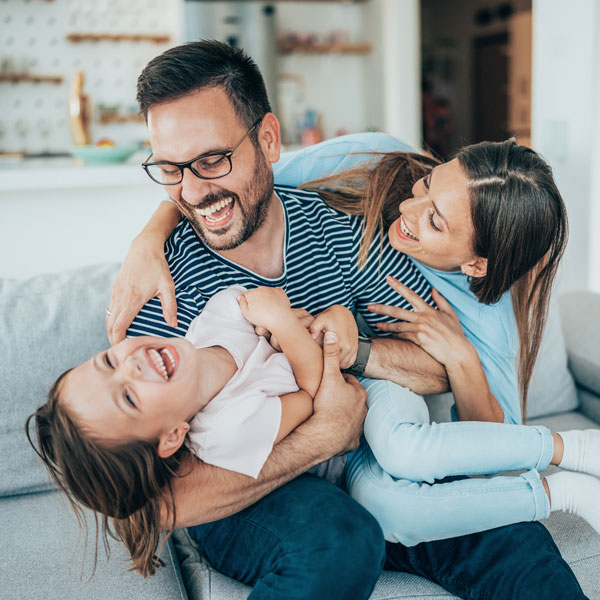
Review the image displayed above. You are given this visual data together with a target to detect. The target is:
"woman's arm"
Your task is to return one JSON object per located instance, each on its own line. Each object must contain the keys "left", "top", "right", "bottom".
{"left": 370, "top": 277, "right": 504, "bottom": 423}
{"left": 106, "top": 200, "right": 181, "bottom": 344}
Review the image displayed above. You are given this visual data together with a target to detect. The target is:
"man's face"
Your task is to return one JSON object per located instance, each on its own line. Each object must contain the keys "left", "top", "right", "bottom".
{"left": 147, "top": 87, "right": 274, "bottom": 251}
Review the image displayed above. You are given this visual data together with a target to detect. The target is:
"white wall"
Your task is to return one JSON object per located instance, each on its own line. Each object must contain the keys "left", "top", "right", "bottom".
{"left": 532, "top": 0, "right": 600, "bottom": 293}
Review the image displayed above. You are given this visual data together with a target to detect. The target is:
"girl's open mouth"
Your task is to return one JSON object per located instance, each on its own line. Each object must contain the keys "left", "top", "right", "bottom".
{"left": 146, "top": 345, "right": 179, "bottom": 381}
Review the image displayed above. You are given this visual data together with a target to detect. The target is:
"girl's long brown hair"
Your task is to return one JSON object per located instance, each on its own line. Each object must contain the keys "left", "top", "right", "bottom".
{"left": 302, "top": 141, "right": 568, "bottom": 420}
{"left": 25, "top": 370, "right": 189, "bottom": 577}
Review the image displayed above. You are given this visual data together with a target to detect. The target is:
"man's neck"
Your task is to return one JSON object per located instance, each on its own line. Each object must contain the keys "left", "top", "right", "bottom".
{"left": 217, "top": 192, "right": 285, "bottom": 279}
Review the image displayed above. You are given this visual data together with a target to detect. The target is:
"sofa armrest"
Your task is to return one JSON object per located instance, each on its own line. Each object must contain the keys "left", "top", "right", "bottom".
{"left": 559, "top": 291, "right": 600, "bottom": 396}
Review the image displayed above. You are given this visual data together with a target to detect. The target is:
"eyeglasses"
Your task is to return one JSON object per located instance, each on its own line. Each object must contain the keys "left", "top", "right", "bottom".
{"left": 142, "top": 117, "right": 263, "bottom": 186}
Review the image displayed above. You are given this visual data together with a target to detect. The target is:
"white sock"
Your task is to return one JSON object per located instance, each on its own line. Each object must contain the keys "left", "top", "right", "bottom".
{"left": 547, "top": 471, "right": 600, "bottom": 535}
{"left": 558, "top": 429, "right": 600, "bottom": 478}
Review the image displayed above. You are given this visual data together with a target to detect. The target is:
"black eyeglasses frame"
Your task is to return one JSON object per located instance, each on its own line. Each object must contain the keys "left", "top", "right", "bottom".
{"left": 142, "top": 117, "right": 263, "bottom": 186}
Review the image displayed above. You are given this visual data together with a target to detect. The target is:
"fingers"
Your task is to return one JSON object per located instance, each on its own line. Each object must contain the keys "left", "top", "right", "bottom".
{"left": 237, "top": 293, "right": 249, "bottom": 312}
{"left": 269, "top": 334, "right": 282, "bottom": 352}
{"left": 322, "top": 331, "right": 343, "bottom": 378}
{"left": 367, "top": 303, "right": 416, "bottom": 321}
{"left": 374, "top": 321, "right": 416, "bottom": 333}
{"left": 309, "top": 314, "right": 327, "bottom": 338}
{"left": 158, "top": 284, "right": 178, "bottom": 329}
{"left": 385, "top": 275, "right": 429, "bottom": 310}
{"left": 107, "top": 303, "right": 137, "bottom": 345}
{"left": 431, "top": 288, "right": 455, "bottom": 314}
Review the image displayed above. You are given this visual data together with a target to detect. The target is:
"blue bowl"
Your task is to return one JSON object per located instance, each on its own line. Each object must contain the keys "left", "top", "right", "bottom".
{"left": 69, "top": 144, "right": 140, "bottom": 164}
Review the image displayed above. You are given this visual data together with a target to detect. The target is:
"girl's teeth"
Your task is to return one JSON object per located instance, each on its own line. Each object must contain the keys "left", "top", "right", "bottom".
{"left": 160, "top": 348, "right": 176, "bottom": 376}
{"left": 149, "top": 348, "right": 168, "bottom": 381}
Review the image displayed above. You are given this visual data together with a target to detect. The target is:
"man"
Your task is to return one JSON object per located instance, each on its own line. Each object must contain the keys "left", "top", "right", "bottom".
{"left": 109, "top": 41, "right": 586, "bottom": 599}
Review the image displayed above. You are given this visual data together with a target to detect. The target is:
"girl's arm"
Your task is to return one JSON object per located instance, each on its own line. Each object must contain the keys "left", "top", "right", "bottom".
{"left": 239, "top": 287, "right": 333, "bottom": 443}
{"left": 370, "top": 277, "right": 504, "bottom": 423}
{"left": 238, "top": 287, "right": 323, "bottom": 398}
{"left": 106, "top": 200, "right": 181, "bottom": 344}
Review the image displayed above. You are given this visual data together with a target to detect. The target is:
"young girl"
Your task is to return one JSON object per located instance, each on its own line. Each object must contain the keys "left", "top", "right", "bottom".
{"left": 26, "top": 284, "right": 342, "bottom": 577}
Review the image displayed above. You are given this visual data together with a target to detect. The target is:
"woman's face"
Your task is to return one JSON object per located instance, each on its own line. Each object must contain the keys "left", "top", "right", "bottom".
{"left": 388, "top": 158, "right": 486, "bottom": 275}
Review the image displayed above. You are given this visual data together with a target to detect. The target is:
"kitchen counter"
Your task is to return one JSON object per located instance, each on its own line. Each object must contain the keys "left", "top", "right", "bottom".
{"left": 0, "top": 155, "right": 151, "bottom": 192}
{"left": 0, "top": 157, "right": 166, "bottom": 280}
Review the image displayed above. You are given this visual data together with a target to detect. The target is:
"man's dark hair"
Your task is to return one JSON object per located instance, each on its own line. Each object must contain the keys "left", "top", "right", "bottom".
{"left": 136, "top": 40, "right": 271, "bottom": 140}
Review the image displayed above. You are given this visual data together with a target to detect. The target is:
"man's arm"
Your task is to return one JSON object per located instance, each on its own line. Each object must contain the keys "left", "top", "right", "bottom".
{"left": 165, "top": 332, "right": 366, "bottom": 529}
{"left": 365, "top": 337, "right": 448, "bottom": 395}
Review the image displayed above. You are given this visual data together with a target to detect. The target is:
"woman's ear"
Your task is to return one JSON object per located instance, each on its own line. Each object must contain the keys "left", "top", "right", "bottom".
{"left": 258, "top": 112, "right": 281, "bottom": 164}
{"left": 157, "top": 422, "right": 189, "bottom": 459}
{"left": 461, "top": 257, "right": 488, "bottom": 278}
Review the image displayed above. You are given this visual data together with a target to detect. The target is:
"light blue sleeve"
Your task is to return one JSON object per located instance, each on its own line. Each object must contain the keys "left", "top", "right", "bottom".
{"left": 273, "top": 133, "right": 416, "bottom": 187}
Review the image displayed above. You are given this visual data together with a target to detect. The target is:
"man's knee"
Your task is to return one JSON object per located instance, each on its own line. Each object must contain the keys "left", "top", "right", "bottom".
{"left": 289, "top": 496, "right": 385, "bottom": 597}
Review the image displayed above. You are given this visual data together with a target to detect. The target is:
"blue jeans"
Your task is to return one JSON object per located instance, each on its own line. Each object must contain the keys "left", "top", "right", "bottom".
{"left": 345, "top": 378, "right": 555, "bottom": 545}
{"left": 188, "top": 472, "right": 586, "bottom": 599}
{"left": 188, "top": 473, "right": 385, "bottom": 599}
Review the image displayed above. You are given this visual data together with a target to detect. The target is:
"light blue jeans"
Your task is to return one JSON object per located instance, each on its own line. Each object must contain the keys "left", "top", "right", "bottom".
{"left": 345, "top": 378, "right": 554, "bottom": 546}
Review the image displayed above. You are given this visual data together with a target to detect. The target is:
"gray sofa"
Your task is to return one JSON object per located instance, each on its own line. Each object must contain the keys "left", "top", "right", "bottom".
{"left": 2, "top": 263, "right": 600, "bottom": 599}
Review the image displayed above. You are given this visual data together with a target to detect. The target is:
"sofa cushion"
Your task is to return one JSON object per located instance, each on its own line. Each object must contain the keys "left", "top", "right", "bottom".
{"left": 0, "top": 263, "right": 120, "bottom": 497}
{"left": 559, "top": 291, "right": 600, "bottom": 397}
{"left": 526, "top": 297, "right": 579, "bottom": 419}
{"left": 1, "top": 489, "right": 187, "bottom": 600}
{"left": 425, "top": 300, "right": 579, "bottom": 423}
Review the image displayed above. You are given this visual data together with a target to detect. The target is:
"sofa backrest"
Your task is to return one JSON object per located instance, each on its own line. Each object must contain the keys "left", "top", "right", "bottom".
{"left": 0, "top": 263, "right": 120, "bottom": 497}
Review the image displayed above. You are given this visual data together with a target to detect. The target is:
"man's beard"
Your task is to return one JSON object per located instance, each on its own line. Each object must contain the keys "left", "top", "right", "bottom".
{"left": 178, "top": 150, "right": 274, "bottom": 251}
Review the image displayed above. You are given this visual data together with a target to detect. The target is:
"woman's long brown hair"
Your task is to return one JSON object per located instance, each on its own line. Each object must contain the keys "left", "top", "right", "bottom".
{"left": 25, "top": 370, "right": 189, "bottom": 577}
{"left": 302, "top": 141, "right": 568, "bottom": 420}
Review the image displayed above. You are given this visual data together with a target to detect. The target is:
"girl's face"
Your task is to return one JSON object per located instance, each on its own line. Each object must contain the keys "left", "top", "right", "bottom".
{"left": 61, "top": 336, "right": 206, "bottom": 447}
{"left": 388, "top": 158, "right": 487, "bottom": 276}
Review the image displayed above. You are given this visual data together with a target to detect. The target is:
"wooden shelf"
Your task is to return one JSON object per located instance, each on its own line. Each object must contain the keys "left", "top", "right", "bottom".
{"left": 66, "top": 33, "right": 171, "bottom": 44}
{"left": 0, "top": 73, "right": 63, "bottom": 84}
{"left": 98, "top": 113, "right": 144, "bottom": 125}
{"left": 277, "top": 42, "right": 371, "bottom": 54}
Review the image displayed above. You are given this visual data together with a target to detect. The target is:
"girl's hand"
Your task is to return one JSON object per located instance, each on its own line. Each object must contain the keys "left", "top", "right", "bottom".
{"left": 368, "top": 276, "right": 472, "bottom": 368}
{"left": 309, "top": 305, "right": 358, "bottom": 369}
{"left": 238, "top": 287, "right": 292, "bottom": 331}
{"left": 107, "top": 232, "right": 177, "bottom": 345}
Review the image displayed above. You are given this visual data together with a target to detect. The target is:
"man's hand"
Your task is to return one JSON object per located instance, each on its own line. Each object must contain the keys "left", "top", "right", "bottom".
{"left": 106, "top": 232, "right": 177, "bottom": 345}
{"left": 312, "top": 331, "right": 367, "bottom": 455}
{"left": 309, "top": 305, "right": 359, "bottom": 369}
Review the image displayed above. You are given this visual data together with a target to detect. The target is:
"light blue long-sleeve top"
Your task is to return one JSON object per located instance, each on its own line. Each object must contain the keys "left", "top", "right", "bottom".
{"left": 273, "top": 133, "right": 521, "bottom": 425}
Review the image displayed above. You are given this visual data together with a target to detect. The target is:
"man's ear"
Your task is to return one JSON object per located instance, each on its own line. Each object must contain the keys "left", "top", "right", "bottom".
{"left": 461, "top": 257, "right": 488, "bottom": 278}
{"left": 258, "top": 112, "right": 281, "bottom": 164}
{"left": 157, "top": 422, "right": 189, "bottom": 459}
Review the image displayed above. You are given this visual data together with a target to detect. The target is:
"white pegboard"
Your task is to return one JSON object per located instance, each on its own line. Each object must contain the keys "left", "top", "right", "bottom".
{"left": 0, "top": 0, "right": 181, "bottom": 154}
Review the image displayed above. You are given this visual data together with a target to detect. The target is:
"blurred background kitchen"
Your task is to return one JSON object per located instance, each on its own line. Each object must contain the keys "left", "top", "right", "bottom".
{"left": 1, "top": 0, "right": 598, "bottom": 296}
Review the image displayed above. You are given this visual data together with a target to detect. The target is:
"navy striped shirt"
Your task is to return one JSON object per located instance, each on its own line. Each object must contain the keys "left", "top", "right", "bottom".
{"left": 128, "top": 185, "right": 433, "bottom": 339}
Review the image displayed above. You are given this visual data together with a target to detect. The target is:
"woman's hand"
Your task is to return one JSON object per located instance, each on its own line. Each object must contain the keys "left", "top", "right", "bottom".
{"left": 309, "top": 305, "right": 358, "bottom": 369}
{"left": 368, "top": 276, "right": 472, "bottom": 369}
{"left": 106, "top": 231, "right": 177, "bottom": 345}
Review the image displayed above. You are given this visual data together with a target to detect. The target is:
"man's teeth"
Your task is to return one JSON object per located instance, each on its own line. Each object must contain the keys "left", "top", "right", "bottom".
{"left": 195, "top": 197, "right": 234, "bottom": 217}
{"left": 400, "top": 215, "right": 419, "bottom": 241}
{"left": 149, "top": 348, "right": 175, "bottom": 381}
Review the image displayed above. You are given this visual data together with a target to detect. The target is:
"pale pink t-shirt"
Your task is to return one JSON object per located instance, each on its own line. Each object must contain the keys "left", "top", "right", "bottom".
{"left": 184, "top": 285, "right": 298, "bottom": 478}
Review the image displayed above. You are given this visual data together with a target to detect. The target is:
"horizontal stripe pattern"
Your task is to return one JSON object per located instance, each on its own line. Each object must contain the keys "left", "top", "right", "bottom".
{"left": 128, "top": 185, "right": 433, "bottom": 339}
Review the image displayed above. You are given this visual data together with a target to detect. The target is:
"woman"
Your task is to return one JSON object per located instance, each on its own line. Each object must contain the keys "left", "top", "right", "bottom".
{"left": 105, "top": 136, "right": 593, "bottom": 544}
